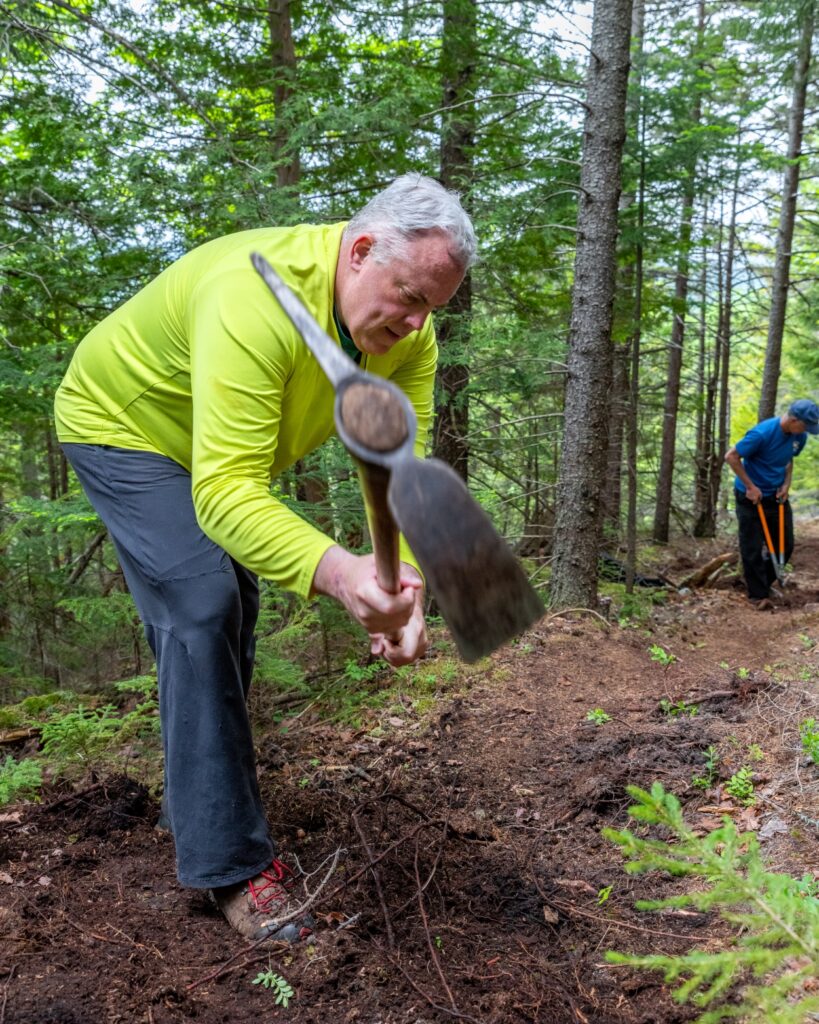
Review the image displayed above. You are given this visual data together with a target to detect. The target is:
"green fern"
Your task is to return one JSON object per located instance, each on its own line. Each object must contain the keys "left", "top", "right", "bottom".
{"left": 604, "top": 782, "right": 819, "bottom": 1023}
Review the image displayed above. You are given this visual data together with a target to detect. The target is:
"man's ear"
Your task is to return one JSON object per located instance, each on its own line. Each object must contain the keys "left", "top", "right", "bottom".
{"left": 349, "top": 234, "right": 374, "bottom": 271}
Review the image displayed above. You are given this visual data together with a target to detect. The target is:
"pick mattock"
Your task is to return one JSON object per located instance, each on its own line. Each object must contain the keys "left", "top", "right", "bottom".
{"left": 251, "top": 253, "right": 544, "bottom": 663}
{"left": 756, "top": 500, "right": 787, "bottom": 587}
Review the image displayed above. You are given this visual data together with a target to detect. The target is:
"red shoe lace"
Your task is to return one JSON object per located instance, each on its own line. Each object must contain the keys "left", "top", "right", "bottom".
{"left": 247, "top": 859, "right": 295, "bottom": 913}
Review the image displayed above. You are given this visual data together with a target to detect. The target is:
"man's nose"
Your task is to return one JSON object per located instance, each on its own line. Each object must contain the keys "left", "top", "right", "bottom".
{"left": 404, "top": 311, "right": 427, "bottom": 332}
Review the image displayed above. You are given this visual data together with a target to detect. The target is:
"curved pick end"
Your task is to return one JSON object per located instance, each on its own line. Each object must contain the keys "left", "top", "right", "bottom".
{"left": 388, "top": 457, "right": 544, "bottom": 663}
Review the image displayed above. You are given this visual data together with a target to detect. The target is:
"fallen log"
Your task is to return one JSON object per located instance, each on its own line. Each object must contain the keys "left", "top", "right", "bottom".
{"left": 0, "top": 727, "right": 39, "bottom": 746}
{"left": 680, "top": 552, "right": 736, "bottom": 589}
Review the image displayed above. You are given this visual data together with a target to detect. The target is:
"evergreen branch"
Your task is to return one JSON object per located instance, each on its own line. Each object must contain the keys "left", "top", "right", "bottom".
{"left": 604, "top": 783, "right": 819, "bottom": 1022}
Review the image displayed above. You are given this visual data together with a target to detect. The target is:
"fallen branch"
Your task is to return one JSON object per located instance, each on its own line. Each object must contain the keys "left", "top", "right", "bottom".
{"left": 0, "top": 727, "right": 39, "bottom": 747}
{"left": 545, "top": 607, "right": 611, "bottom": 629}
{"left": 679, "top": 552, "right": 736, "bottom": 589}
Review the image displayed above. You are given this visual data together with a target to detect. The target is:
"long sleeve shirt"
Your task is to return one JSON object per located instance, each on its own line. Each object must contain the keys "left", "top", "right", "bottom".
{"left": 54, "top": 222, "right": 437, "bottom": 597}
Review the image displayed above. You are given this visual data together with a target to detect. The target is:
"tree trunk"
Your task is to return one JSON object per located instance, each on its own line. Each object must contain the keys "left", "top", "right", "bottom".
{"left": 653, "top": 6, "right": 705, "bottom": 543}
{"left": 695, "top": 147, "right": 740, "bottom": 537}
{"left": 549, "top": 0, "right": 633, "bottom": 609}
{"left": 603, "top": 343, "right": 628, "bottom": 535}
{"left": 653, "top": 0, "right": 705, "bottom": 543}
{"left": 758, "top": 0, "right": 814, "bottom": 420}
{"left": 267, "top": 0, "right": 300, "bottom": 189}
{"left": 434, "top": 0, "right": 475, "bottom": 482}
{"left": 622, "top": 0, "right": 646, "bottom": 594}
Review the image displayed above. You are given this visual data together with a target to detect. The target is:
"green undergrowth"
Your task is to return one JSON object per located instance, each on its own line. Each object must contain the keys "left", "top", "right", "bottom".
{"left": 0, "top": 672, "right": 159, "bottom": 806}
{"left": 0, "top": 601, "right": 479, "bottom": 806}
{"left": 605, "top": 782, "right": 819, "bottom": 1023}
{"left": 270, "top": 648, "right": 470, "bottom": 732}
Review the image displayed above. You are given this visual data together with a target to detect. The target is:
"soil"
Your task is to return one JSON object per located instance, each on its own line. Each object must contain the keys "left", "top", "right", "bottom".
{"left": 3, "top": 528, "right": 819, "bottom": 1024}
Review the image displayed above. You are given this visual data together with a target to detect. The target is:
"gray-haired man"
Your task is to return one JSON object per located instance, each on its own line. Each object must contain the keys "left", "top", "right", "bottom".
{"left": 55, "top": 174, "right": 476, "bottom": 940}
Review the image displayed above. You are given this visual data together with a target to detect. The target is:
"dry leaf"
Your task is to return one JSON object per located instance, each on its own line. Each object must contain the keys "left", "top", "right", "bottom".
{"left": 737, "top": 807, "right": 760, "bottom": 831}
{"left": 0, "top": 872, "right": 13, "bottom": 884}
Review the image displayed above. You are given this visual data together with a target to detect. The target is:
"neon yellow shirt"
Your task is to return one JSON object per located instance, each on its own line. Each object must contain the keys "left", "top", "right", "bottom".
{"left": 54, "top": 222, "right": 438, "bottom": 598}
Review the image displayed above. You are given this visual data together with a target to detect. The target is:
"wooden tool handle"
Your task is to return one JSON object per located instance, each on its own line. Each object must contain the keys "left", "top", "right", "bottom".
{"left": 341, "top": 381, "right": 409, "bottom": 640}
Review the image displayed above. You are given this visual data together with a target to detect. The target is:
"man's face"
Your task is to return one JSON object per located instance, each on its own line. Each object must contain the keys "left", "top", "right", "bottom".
{"left": 338, "top": 232, "right": 465, "bottom": 357}
{"left": 785, "top": 415, "right": 810, "bottom": 435}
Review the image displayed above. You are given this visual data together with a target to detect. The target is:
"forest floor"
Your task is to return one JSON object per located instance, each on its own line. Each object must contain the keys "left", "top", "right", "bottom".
{"left": 3, "top": 525, "right": 819, "bottom": 1024}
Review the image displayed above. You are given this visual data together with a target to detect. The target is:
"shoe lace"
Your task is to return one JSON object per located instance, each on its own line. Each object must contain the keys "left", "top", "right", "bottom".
{"left": 247, "top": 859, "right": 295, "bottom": 913}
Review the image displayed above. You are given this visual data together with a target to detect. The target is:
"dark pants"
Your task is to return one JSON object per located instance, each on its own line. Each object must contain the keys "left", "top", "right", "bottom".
{"left": 62, "top": 444, "right": 275, "bottom": 888}
{"left": 735, "top": 491, "right": 794, "bottom": 600}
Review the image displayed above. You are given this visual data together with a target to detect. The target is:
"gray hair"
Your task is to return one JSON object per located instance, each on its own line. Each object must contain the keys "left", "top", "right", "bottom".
{"left": 343, "top": 173, "right": 477, "bottom": 269}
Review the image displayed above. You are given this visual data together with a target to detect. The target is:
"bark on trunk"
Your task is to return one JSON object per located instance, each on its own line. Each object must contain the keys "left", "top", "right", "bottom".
{"left": 603, "top": 343, "right": 628, "bottom": 534}
{"left": 623, "top": 0, "right": 645, "bottom": 595}
{"left": 695, "top": 149, "right": 740, "bottom": 537}
{"left": 549, "top": 0, "right": 634, "bottom": 609}
{"left": 758, "top": 0, "right": 814, "bottom": 420}
{"left": 434, "top": 0, "right": 475, "bottom": 482}
{"left": 652, "top": 0, "right": 705, "bottom": 543}
{"left": 267, "top": 0, "right": 300, "bottom": 189}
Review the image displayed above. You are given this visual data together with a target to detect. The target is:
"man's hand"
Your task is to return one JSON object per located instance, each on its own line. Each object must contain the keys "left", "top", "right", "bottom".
{"left": 776, "top": 484, "right": 789, "bottom": 502}
{"left": 725, "top": 447, "right": 762, "bottom": 504}
{"left": 313, "top": 547, "right": 426, "bottom": 664}
{"left": 745, "top": 482, "right": 762, "bottom": 504}
{"left": 369, "top": 584, "right": 428, "bottom": 667}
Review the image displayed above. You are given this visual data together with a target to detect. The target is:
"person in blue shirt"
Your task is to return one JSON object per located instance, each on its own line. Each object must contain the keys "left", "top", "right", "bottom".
{"left": 724, "top": 398, "right": 819, "bottom": 609}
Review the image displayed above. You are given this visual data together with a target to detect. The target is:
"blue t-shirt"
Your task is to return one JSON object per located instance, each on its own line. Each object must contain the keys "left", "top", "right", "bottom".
{"left": 734, "top": 416, "right": 807, "bottom": 496}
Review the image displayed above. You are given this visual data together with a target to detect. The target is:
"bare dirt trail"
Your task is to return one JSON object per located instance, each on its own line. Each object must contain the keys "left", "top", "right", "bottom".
{"left": 2, "top": 528, "right": 818, "bottom": 1024}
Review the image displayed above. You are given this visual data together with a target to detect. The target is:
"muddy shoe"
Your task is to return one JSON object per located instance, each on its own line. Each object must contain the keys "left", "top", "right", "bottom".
{"left": 750, "top": 598, "right": 774, "bottom": 611}
{"left": 211, "top": 859, "right": 315, "bottom": 942}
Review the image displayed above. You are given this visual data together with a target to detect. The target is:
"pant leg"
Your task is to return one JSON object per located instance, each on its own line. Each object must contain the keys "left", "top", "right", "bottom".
{"left": 735, "top": 491, "right": 771, "bottom": 600}
{"left": 783, "top": 499, "right": 795, "bottom": 566}
{"left": 62, "top": 444, "right": 275, "bottom": 888}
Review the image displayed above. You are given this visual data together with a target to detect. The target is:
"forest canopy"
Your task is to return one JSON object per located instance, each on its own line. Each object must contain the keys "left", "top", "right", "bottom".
{"left": 1, "top": 0, "right": 817, "bottom": 691}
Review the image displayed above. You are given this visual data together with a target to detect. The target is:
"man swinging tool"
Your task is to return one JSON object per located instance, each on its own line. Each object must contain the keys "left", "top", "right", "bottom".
{"left": 724, "top": 399, "right": 819, "bottom": 610}
{"left": 55, "top": 174, "right": 476, "bottom": 943}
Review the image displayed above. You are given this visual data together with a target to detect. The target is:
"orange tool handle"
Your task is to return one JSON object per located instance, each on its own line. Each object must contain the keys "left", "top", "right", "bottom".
{"left": 778, "top": 501, "right": 785, "bottom": 563}
{"left": 757, "top": 503, "right": 777, "bottom": 559}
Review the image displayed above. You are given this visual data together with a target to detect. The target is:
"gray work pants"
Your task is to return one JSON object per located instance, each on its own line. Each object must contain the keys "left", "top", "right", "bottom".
{"left": 62, "top": 444, "right": 275, "bottom": 888}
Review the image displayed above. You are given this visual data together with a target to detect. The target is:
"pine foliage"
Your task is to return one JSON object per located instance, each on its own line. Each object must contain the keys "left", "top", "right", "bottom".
{"left": 605, "top": 782, "right": 819, "bottom": 1023}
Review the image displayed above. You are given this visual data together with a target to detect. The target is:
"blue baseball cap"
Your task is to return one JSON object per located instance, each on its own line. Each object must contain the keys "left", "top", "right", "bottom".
{"left": 789, "top": 398, "right": 819, "bottom": 435}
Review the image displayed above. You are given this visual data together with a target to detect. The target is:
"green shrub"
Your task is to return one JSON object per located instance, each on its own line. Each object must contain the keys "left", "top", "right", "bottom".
{"left": 605, "top": 782, "right": 819, "bottom": 1023}
{"left": 0, "top": 756, "right": 42, "bottom": 805}
{"left": 39, "top": 704, "right": 124, "bottom": 771}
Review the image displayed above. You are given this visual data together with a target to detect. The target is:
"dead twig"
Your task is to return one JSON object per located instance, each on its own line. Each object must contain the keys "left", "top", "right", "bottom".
{"left": 40, "top": 781, "right": 107, "bottom": 813}
{"left": 386, "top": 954, "right": 483, "bottom": 1024}
{"left": 679, "top": 552, "right": 735, "bottom": 589}
{"left": 0, "top": 965, "right": 16, "bottom": 1024}
{"left": 545, "top": 894, "right": 702, "bottom": 941}
{"left": 320, "top": 819, "right": 437, "bottom": 905}
{"left": 352, "top": 811, "right": 395, "bottom": 951}
{"left": 414, "top": 834, "right": 457, "bottom": 1012}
